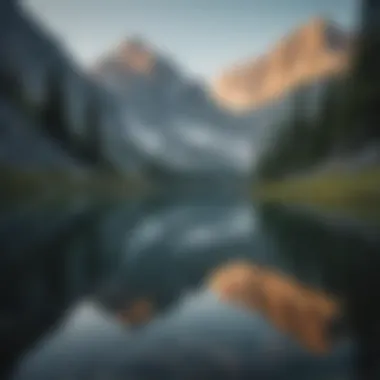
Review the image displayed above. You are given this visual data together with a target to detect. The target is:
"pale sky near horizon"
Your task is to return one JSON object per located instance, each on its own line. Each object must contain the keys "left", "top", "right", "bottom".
{"left": 23, "top": 0, "right": 358, "bottom": 80}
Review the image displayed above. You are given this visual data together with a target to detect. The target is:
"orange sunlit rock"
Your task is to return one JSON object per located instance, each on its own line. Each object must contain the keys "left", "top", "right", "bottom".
{"left": 211, "top": 17, "right": 352, "bottom": 112}
{"left": 206, "top": 261, "right": 342, "bottom": 355}
{"left": 207, "top": 261, "right": 263, "bottom": 308}
{"left": 117, "top": 298, "right": 155, "bottom": 326}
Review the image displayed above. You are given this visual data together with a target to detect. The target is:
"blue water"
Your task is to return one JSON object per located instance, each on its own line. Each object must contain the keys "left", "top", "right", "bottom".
{"left": 1, "top": 193, "right": 379, "bottom": 380}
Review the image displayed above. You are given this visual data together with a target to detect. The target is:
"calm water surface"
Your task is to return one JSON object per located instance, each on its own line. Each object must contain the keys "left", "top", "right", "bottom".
{"left": 1, "top": 192, "right": 380, "bottom": 380}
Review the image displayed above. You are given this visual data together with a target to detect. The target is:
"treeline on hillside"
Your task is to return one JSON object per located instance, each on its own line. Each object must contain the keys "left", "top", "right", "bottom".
{"left": 255, "top": 79, "right": 346, "bottom": 180}
{"left": 0, "top": 61, "right": 114, "bottom": 172}
{"left": 256, "top": 15, "right": 380, "bottom": 181}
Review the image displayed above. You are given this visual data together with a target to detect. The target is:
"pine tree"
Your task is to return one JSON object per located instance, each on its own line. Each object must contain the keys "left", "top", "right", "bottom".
{"left": 339, "top": 0, "right": 380, "bottom": 149}
{"left": 41, "top": 65, "right": 70, "bottom": 146}
{"left": 310, "top": 80, "right": 341, "bottom": 161}
{"left": 0, "top": 66, "right": 26, "bottom": 109}
{"left": 83, "top": 92, "right": 104, "bottom": 167}
{"left": 255, "top": 124, "right": 288, "bottom": 180}
{"left": 282, "top": 86, "right": 311, "bottom": 174}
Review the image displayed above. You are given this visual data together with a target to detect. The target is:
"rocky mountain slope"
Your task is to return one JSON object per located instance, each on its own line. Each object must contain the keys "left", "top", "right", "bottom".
{"left": 212, "top": 18, "right": 351, "bottom": 112}
{"left": 0, "top": 0, "right": 77, "bottom": 169}
{"left": 1, "top": 0, "right": 258, "bottom": 179}
{"left": 0, "top": 0, "right": 135, "bottom": 173}
{"left": 92, "top": 37, "right": 258, "bottom": 178}
{"left": 1, "top": 3, "right": 357, "bottom": 180}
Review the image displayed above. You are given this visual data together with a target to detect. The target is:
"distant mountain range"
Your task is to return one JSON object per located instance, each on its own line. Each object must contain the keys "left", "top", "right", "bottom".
{"left": 0, "top": 2, "right": 357, "bottom": 179}
{"left": 211, "top": 17, "right": 352, "bottom": 112}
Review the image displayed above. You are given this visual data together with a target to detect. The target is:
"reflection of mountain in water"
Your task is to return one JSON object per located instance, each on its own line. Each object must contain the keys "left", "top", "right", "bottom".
{"left": 2, "top": 194, "right": 380, "bottom": 379}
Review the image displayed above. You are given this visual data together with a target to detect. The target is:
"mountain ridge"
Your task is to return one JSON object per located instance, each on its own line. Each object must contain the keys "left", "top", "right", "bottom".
{"left": 211, "top": 17, "right": 352, "bottom": 112}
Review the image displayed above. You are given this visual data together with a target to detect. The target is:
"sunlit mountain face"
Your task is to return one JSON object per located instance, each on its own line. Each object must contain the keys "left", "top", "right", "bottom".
{"left": 211, "top": 17, "right": 351, "bottom": 113}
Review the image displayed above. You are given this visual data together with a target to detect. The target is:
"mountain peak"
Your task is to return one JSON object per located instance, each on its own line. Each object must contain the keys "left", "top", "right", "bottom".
{"left": 304, "top": 16, "right": 333, "bottom": 30}
{"left": 93, "top": 35, "right": 159, "bottom": 75}
{"left": 116, "top": 35, "right": 153, "bottom": 56}
{"left": 211, "top": 16, "right": 351, "bottom": 112}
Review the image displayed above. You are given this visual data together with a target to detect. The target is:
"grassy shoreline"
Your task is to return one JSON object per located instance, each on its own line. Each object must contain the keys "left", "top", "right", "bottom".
{"left": 3, "top": 166, "right": 380, "bottom": 223}
{"left": 253, "top": 167, "right": 380, "bottom": 223}
{"left": 0, "top": 167, "right": 152, "bottom": 204}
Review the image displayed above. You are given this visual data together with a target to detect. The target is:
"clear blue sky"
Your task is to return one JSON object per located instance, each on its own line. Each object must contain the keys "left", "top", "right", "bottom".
{"left": 23, "top": 0, "right": 358, "bottom": 80}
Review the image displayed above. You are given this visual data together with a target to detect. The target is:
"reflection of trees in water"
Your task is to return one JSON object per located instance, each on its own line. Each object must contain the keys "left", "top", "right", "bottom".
{"left": 0, "top": 204, "right": 107, "bottom": 377}
{"left": 0, "top": 199, "right": 149, "bottom": 377}
{"left": 256, "top": 203, "right": 367, "bottom": 293}
{"left": 257, "top": 203, "right": 380, "bottom": 379}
